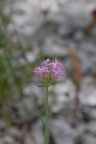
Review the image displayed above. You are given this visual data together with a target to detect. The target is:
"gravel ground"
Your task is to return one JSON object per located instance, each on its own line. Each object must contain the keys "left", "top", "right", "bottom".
{"left": 0, "top": 0, "right": 96, "bottom": 144}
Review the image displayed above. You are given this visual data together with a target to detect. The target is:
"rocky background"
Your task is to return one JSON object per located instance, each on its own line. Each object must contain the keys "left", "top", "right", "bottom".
{"left": 0, "top": 0, "right": 96, "bottom": 144}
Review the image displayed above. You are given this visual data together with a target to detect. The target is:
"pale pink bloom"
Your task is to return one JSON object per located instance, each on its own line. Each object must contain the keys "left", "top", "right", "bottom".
{"left": 33, "top": 59, "right": 65, "bottom": 84}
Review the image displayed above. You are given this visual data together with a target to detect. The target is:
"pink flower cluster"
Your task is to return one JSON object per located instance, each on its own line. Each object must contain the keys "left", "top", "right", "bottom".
{"left": 33, "top": 59, "right": 65, "bottom": 84}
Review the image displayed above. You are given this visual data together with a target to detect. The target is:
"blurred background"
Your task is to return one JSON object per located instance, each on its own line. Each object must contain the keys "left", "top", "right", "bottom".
{"left": 0, "top": 0, "right": 96, "bottom": 144}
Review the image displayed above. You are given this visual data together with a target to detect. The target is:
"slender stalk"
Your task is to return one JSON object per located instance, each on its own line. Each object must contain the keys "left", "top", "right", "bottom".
{"left": 45, "top": 84, "right": 49, "bottom": 144}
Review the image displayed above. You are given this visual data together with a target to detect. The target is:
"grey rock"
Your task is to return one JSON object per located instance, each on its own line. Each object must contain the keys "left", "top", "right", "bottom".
{"left": 30, "top": 120, "right": 44, "bottom": 144}
{"left": 23, "top": 84, "right": 44, "bottom": 106}
{"left": 83, "top": 134, "right": 96, "bottom": 144}
{"left": 12, "top": 97, "right": 37, "bottom": 122}
{"left": 86, "top": 122, "right": 96, "bottom": 133}
{"left": 25, "top": 45, "right": 40, "bottom": 63}
{"left": 73, "top": 30, "right": 85, "bottom": 42}
{"left": 25, "top": 135, "right": 35, "bottom": 144}
{"left": 8, "top": 127, "right": 21, "bottom": 138}
{"left": 9, "top": 1, "right": 44, "bottom": 36}
{"left": 88, "top": 108, "right": 96, "bottom": 120}
{"left": 0, "top": 136, "right": 21, "bottom": 144}
{"left": 79, "top": 76, "right": 96, "bottom": 106}
{"left": 76, "top": 41, "right": 96, "bottom": 73}
{"left": 42, "top": 36, "right": 68, "bottom": 57}
{"left": 49, "top": 79, "right": 76, "bottom": 113}
{"left": 0, "top": 120, "right": 8, "bottom": 137}
{"left": 50, "top": 118, "right": 76, "bottom": 144}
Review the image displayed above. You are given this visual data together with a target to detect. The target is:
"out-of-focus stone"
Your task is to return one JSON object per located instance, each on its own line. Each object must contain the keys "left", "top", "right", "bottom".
{"left": 49, "top": 79, "right": 76, "bottom": 113}
{"left": 0, "top": 120, "right": 7, "bottom": 137}
{"left": 43, "top": 36, "right": 68, "bottom": 57}
{"left": 30, "top": 120, "right": 44, "bottom": 144}
{"left": 79, "top": 76, "right": 96, "bottom": 106}
{"left": 50, "top": 118, "right": 76, "bottom": 144}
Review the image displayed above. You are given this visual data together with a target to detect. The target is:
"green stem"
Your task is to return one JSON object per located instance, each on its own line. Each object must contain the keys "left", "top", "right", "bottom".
{"left": 45, "top": 84, "right": 49, "bottom": 144}
{"left": 37, "top": 112, "right": 45, "bottom": 127}
{"left": 2, "top": 101, "right": 10, "bottom": 123}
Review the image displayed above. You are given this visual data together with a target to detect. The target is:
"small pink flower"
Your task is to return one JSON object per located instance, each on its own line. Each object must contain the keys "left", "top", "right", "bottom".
{"left": 33, "top": 59, "right": 65, "bottom": 85}
{"left": 41, "top": 59, "right": 50, "bottom": 66}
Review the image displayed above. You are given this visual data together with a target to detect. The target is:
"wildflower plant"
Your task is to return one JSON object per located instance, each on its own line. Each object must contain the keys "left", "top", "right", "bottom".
{"left": 33, "top": 59, "right": 65, "bottom": 144}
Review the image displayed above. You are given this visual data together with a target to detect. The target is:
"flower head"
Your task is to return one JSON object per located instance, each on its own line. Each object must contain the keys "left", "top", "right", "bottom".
{"left": 33, "top": 59, "right": 65, "bottom": 86}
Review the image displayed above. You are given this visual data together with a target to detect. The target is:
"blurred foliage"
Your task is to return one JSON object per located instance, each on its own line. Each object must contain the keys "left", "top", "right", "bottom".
{"left": 0, "top": 1, "right": 33, "bottom": 122}
{"left": 69, "top": 49, "right": 82, "bottom": 90}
